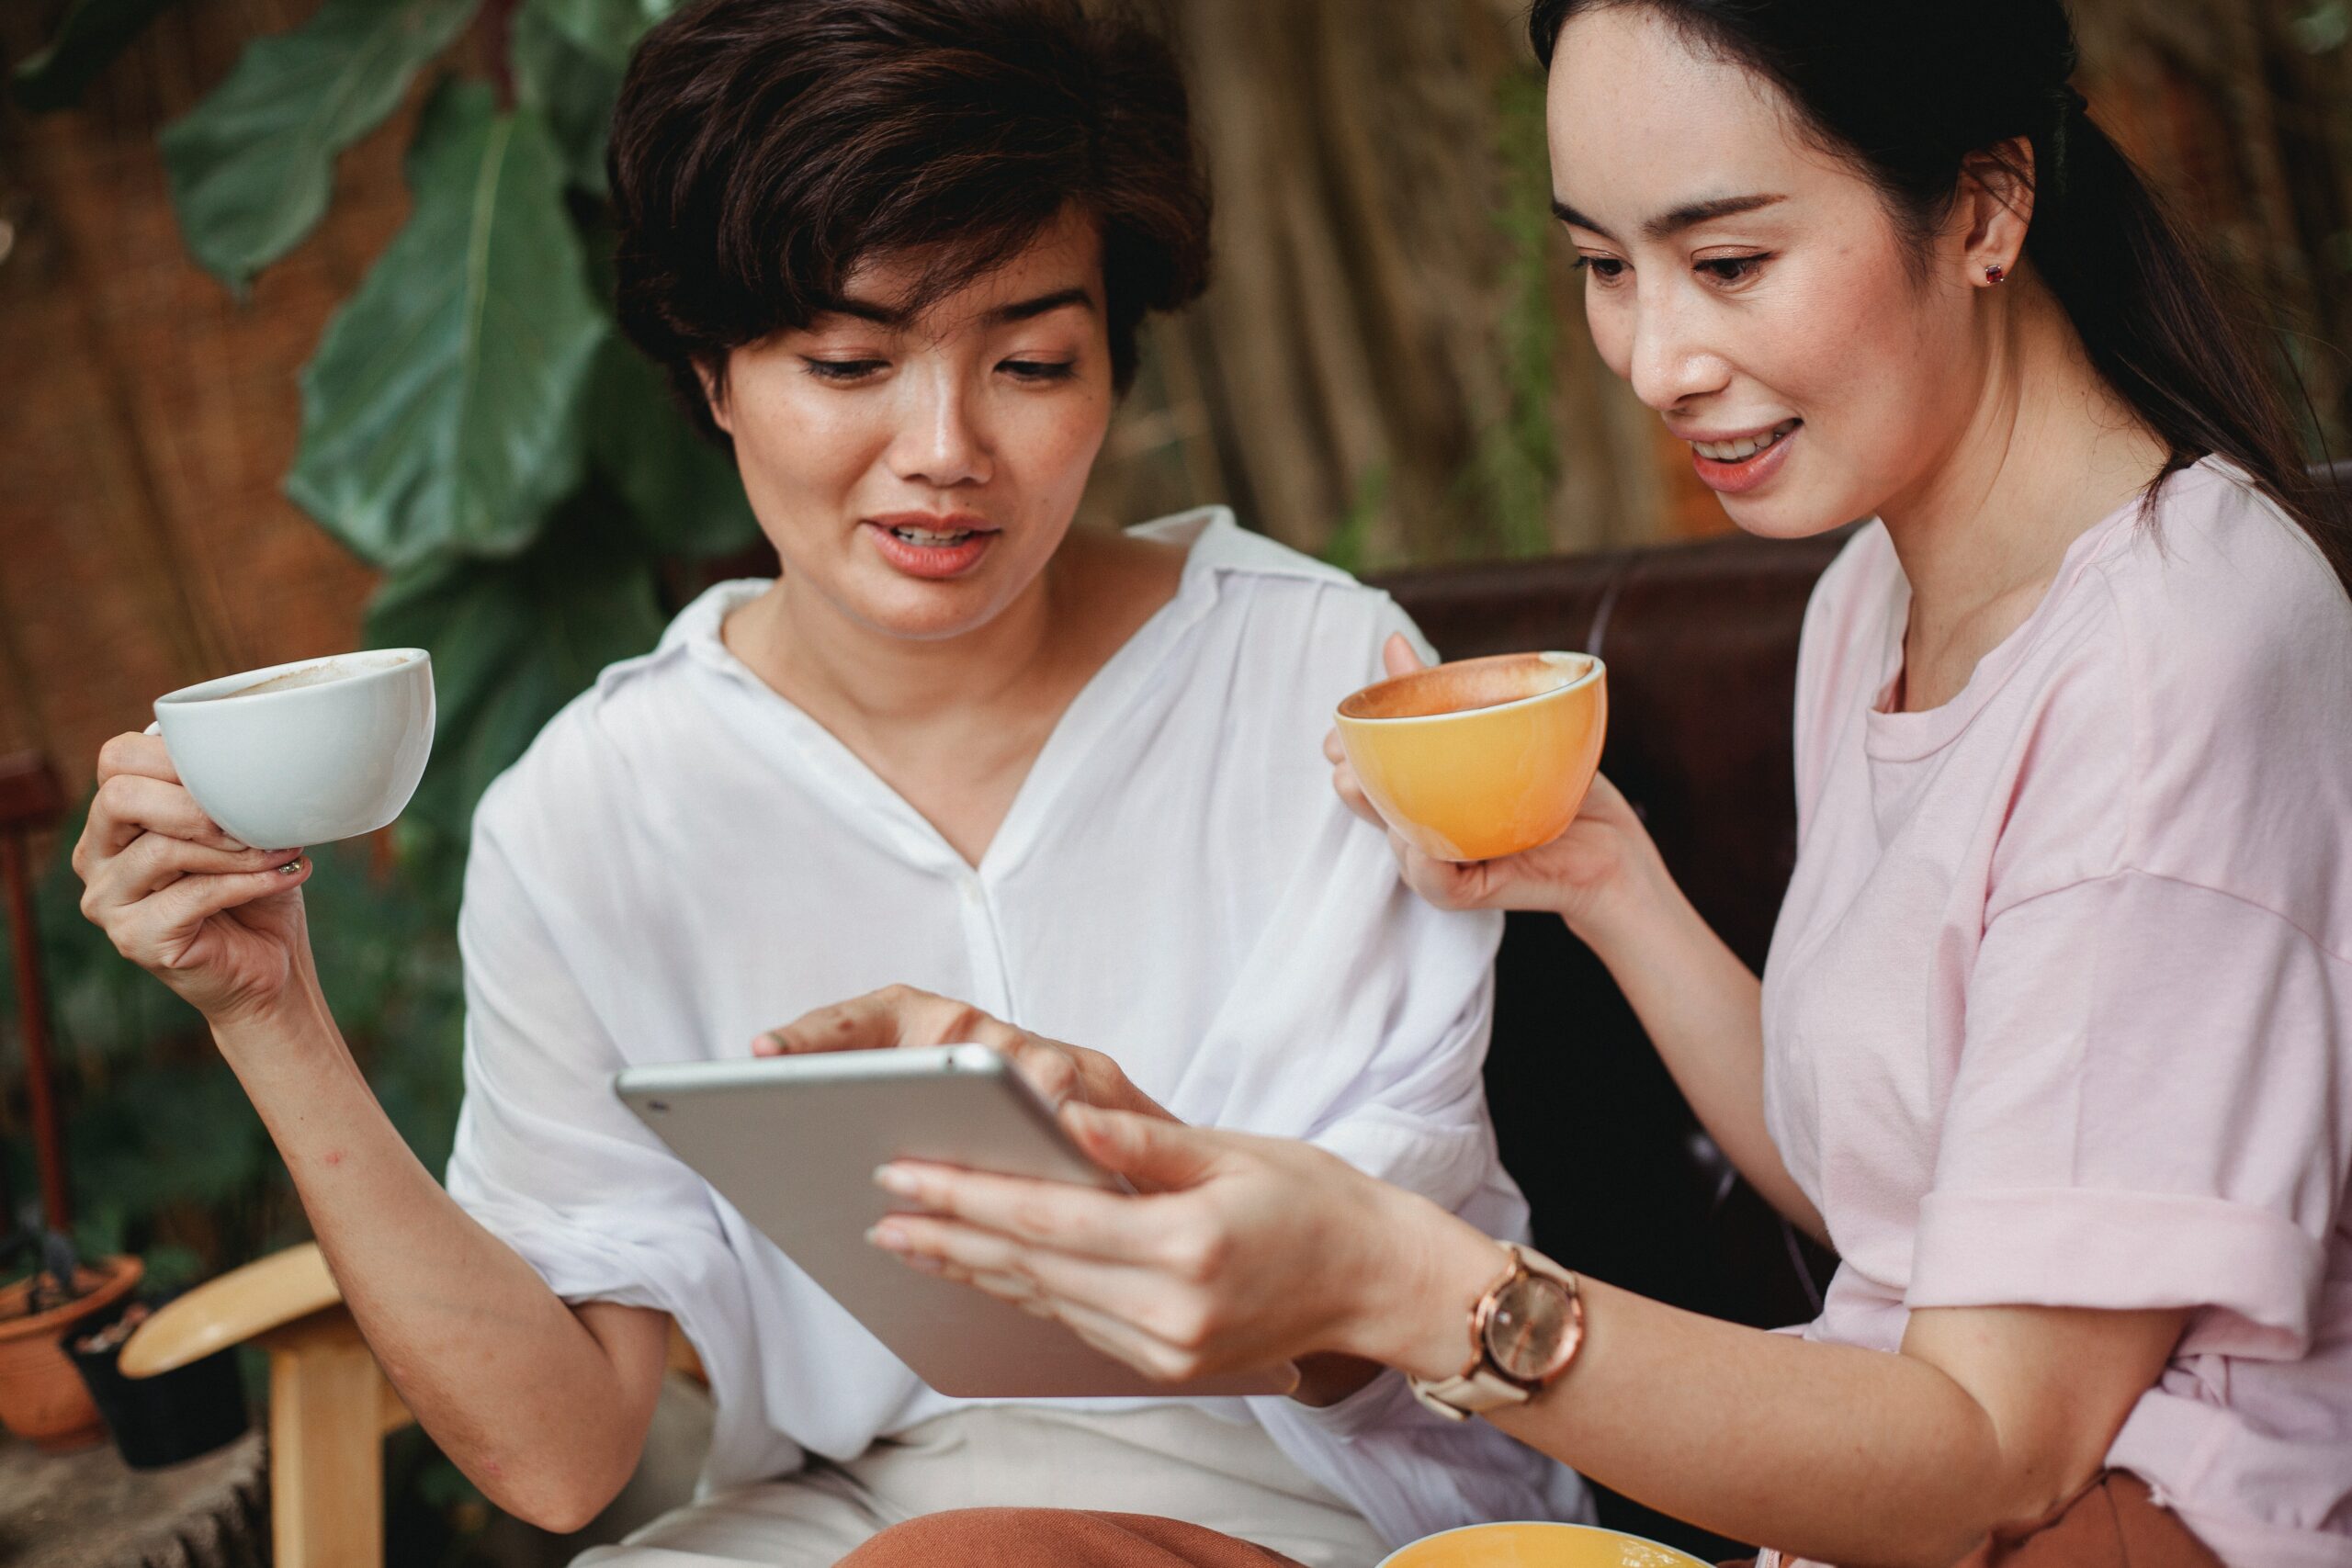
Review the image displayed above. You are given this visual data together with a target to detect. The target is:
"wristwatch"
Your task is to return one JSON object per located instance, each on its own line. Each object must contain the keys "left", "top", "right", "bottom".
{"left": 1408, "top": 1241, "right": 1584, "bottom": 1421}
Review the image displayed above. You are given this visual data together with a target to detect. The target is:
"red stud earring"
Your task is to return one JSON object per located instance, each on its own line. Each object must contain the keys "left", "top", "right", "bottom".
{"left": 1984, "top": 263, "right": 2007, "bottom": 284}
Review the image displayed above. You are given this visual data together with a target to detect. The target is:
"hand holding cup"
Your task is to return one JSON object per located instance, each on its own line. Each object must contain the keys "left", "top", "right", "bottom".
{"left": 1328, "top": 636, "right": 1652, "bottom": 931}
{"left": 75, "top": 649, "right": 435, "bottom": 1027}
{"left": 73, "top": 730, "right": 317, "bottom": 1024}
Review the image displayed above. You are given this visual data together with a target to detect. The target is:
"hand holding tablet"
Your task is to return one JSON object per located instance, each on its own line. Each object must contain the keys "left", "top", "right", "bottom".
{"left": 614, "top": 1046, "right": 1297, "bottom": 1399}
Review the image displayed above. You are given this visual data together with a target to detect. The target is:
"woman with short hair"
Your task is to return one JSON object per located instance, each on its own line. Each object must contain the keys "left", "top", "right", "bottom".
{"left": 69, "top": 1, "right": 1586, "bottom": 1562}
{"left": 830, "top": 3, "right": 2352, "bottom": 1563}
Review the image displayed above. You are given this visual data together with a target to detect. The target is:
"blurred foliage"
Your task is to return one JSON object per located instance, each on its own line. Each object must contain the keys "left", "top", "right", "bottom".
{"left": 0, "top": 805, "right": 482, "bottom": 1560}
{"left": 1317, "top": 464, "right": 1389, "bottom": 578}
{"left": 160, "top": 0, "right": 477, "bottom": 290}
{"left": 2295, "top": 0, "right": 2350, "bottom": 53}
{"left": 7, "top": 0, "right": 183, "bottom": 111}
{"left": 1, "top": 810, "right": 467, "bottom": 1284}
{"left": 367, "top": 492, "right": 669, "bottom": 853}
{"left": 1472, "top": 69, "right": 1560, "bottom": 559}
{"left": 285, "top": 77, "right": 607, "bottom": 568}
{"left": 146, "top": 0, "right": 751, "bottom": 902}
{"left": 9, "top": 4, "right": 741, "bottom": 1543}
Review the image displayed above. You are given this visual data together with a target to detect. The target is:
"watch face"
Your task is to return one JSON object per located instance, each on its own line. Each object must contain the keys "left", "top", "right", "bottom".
{"left": 1484, "top": 1274, "right": 1577, "bottom": 1382}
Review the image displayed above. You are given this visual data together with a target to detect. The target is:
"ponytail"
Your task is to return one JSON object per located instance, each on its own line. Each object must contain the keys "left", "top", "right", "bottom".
{"left": 2025, "top": 95, "right": 2351, "bottom": 583}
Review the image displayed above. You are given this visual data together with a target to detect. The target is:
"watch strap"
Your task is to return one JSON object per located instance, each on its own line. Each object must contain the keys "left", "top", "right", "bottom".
{"left": 1408, "top": 1360, "right": 1536, "bottom": 1420}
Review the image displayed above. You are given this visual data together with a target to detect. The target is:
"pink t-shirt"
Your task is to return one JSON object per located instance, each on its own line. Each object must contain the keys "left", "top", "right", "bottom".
{"left": 1761, "top": 458, "right": 2352, "bottom": 1565}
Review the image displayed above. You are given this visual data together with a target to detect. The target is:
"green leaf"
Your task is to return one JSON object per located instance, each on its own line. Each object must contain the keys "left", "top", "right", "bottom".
{"left": 69, "top": 1067, "right": 272, "bottom": 1216}
{"left": 527, "top": 0, "right": 673, "bottom": 66}
{"left": 587, "top": 337, "right": 761, "bottom": 558}
{"left": 511, "top": 0, "right": 625, "bottom": 194}
{"left": 363, "top": 496, "right": 666, "bottom": 844}
{"left": 2294, "top": 1, "right": 2350, "bottom": 53}
{"left": 288, "top": 84, "right": 610, "bottom": 568}
{"left": 11, "top": 0, "right": 183, "bottom": 113}
{"left": 1318, "top": 463, "right": 1388, "bottom": 576}
{"left": 512, "top": 0, "right": 695, "bottom": 191}
{"left": 6, "top": 798, "right": 210, "bottom": 1073}
{"left": 160, "top": 0, "right": 477, "bottom": 290}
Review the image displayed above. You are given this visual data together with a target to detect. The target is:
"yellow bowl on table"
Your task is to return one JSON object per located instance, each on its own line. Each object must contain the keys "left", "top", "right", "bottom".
{"left": 1334, "top": 651, "right": 1608, "bottom": 863}
{"left": 1379, "top": 1521, "right": 1709, "bottom": 1568}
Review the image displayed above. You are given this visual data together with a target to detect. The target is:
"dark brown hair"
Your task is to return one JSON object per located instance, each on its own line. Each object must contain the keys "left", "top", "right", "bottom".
{"left": 610, "top": 0, "right": 1211, "bottom": 438}
{"left": 1528, "top": 0, "right": 2352, "bottom": 591}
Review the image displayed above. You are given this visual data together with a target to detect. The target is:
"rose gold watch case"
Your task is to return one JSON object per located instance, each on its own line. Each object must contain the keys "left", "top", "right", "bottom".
{"left": 1478, "top": 1248, "right": 1585, "bottom": 1385}
{"left": 1408, "top": 1243, "right": 1583, "bottom": 1420}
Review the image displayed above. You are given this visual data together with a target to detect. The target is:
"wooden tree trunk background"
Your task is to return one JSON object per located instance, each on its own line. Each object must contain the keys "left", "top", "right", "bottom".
{"left": 2, "top": 0, "right": 2346, "bottom": 799}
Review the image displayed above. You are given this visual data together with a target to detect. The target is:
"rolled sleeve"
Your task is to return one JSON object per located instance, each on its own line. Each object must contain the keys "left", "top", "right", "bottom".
{"left": 445, "top": 803, "right": 741, "bottom": 1342}
{"left": 1908, "top": 871, "right": 2346, "bottom": 1359}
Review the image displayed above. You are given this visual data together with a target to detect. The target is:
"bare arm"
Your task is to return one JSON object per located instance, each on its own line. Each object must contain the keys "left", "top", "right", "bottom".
{"left": 1393, "top": 1196, "right": 2183, "bottom": 1564}
{"left": 74, "top": 734, "right": 667, "bottom": 1531}
{"left": 218, "top": 1007, "right": 670, "bottom": 1530}
{"left": 871, "top": 1108, "right": 2187, "bottom": 1568}
{"left": 1554, "top": 813, "right": 1821, "bottom": 1242}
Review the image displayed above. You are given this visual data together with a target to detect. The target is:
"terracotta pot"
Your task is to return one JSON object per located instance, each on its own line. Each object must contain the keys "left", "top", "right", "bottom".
{"left": 0, "top": 1256, "right": 143, "bottom": 1452}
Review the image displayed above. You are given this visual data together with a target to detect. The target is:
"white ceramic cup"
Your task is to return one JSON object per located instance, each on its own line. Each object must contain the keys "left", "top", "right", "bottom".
{"left": 146, "top": 650, "right": 435, "bottom": 850}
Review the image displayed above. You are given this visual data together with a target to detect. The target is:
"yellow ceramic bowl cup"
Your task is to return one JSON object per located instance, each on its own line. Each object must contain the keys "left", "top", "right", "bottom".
{"left": 1334, "top": 651, "right": 1607, "bottom": 863}
{"left": 1378, "top": 1521, "right": 1707, "bottom": 1568}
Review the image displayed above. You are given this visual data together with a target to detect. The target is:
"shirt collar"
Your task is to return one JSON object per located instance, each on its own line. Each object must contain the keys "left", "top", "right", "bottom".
{"left": 648, "top": 503, "right": 1340, "bottom": 688}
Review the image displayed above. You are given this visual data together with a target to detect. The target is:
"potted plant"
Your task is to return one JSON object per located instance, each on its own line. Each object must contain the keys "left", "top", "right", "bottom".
{"left": 0, "top": 1232, "right": 144, "bottom": 1454}
{"left": 1, "top": 812, "right": 142, "bottom": 1452}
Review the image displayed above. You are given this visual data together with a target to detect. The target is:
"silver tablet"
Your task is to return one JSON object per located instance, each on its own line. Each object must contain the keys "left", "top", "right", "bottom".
{"left": 614, "top": 1046, "right": 1290, "bottom": 1398}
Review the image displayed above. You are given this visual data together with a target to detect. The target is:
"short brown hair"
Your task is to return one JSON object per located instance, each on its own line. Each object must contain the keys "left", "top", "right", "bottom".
{"left": 609, "top": 0, "right": 1212, "bottom": 439}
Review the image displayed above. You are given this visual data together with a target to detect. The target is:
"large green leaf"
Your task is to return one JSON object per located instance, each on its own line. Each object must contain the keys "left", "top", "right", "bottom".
{"left": 160, "top": 0, "right": 476, "bottom": 289}
{"left": 511, "top": 0, "right": 624, "bottom": 194}
{"left": 511, "top": 0, "right": 696, "bottom": 191}
{"left": 289, "top": 84, "right": 609, "bottom": 568}
{"left": 527, "top": 0, "right": 673, "bottom": 65}
{"left": 363, "top": 496, "right": 666, "bottom": 843}
{"left": 11, "top": 0, "right": 183, "bottom": 113}
{"left": 587, "top": 337, "right": 762, "bottom": 558}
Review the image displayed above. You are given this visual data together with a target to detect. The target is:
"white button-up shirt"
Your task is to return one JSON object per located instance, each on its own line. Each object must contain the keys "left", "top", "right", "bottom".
{"left": 444, "top": 508, "right": 1592, "bottom": 1546}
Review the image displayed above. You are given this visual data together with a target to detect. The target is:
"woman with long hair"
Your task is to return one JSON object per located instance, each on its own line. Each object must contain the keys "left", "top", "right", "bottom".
{"left": 820, "top": 3, "right": 2352, "bottom": 1563}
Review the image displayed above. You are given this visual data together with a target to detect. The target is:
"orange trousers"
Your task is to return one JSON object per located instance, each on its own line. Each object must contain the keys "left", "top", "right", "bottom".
{"left": 838, "top": 1472, "right": 2223, "bottom": 1568}
{"left": 838, "top": 1508, "right": 1308, "bottom": 1567}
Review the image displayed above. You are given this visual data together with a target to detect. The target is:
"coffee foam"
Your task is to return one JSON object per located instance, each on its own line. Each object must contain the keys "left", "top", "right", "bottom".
{"left": 213, "top": 654, "right": 414, "bottom": 700}
{"left": 1340, "top": 653, "right": 1586, "bottom": 721}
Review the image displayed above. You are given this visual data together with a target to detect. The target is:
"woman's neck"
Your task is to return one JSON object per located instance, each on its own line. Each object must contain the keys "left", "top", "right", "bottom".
{"left": 718, "top": 526, "right": 1185, "bottom": 865}
{"left": 1876, "top": 279, "right": 2169, "bottom": 709}
{"left": 731, "top": 554, "right": 1069, "bottom": 739}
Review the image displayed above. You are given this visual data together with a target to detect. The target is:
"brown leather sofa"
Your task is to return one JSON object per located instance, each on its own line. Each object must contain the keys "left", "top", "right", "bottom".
{"left": 1377, "top": 527, "right": 1849, "bottom": 1556}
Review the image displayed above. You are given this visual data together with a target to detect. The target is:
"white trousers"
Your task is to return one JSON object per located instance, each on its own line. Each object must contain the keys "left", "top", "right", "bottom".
{"left": 571, "top": 1404, "right": 1390, "bottom": 1568}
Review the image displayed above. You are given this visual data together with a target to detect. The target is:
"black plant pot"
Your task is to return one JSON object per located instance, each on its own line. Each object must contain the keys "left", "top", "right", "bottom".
{"left": 66, "top": 1311, "right": 248, "bottom": 1470}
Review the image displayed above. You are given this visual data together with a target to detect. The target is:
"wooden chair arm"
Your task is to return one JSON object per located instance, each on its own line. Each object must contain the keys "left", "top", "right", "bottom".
{"left": 125, "top": 1236, "right": 707, "bottom": 1382}
{"left": 121, "top": 1241, "right": 342, "bottom": 1377}
{"left": 118, "top": 1238, "right": 703, "bottom": 1568}
{"left": 115, "top": 1246, "right": 398, "bottom": 1568}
